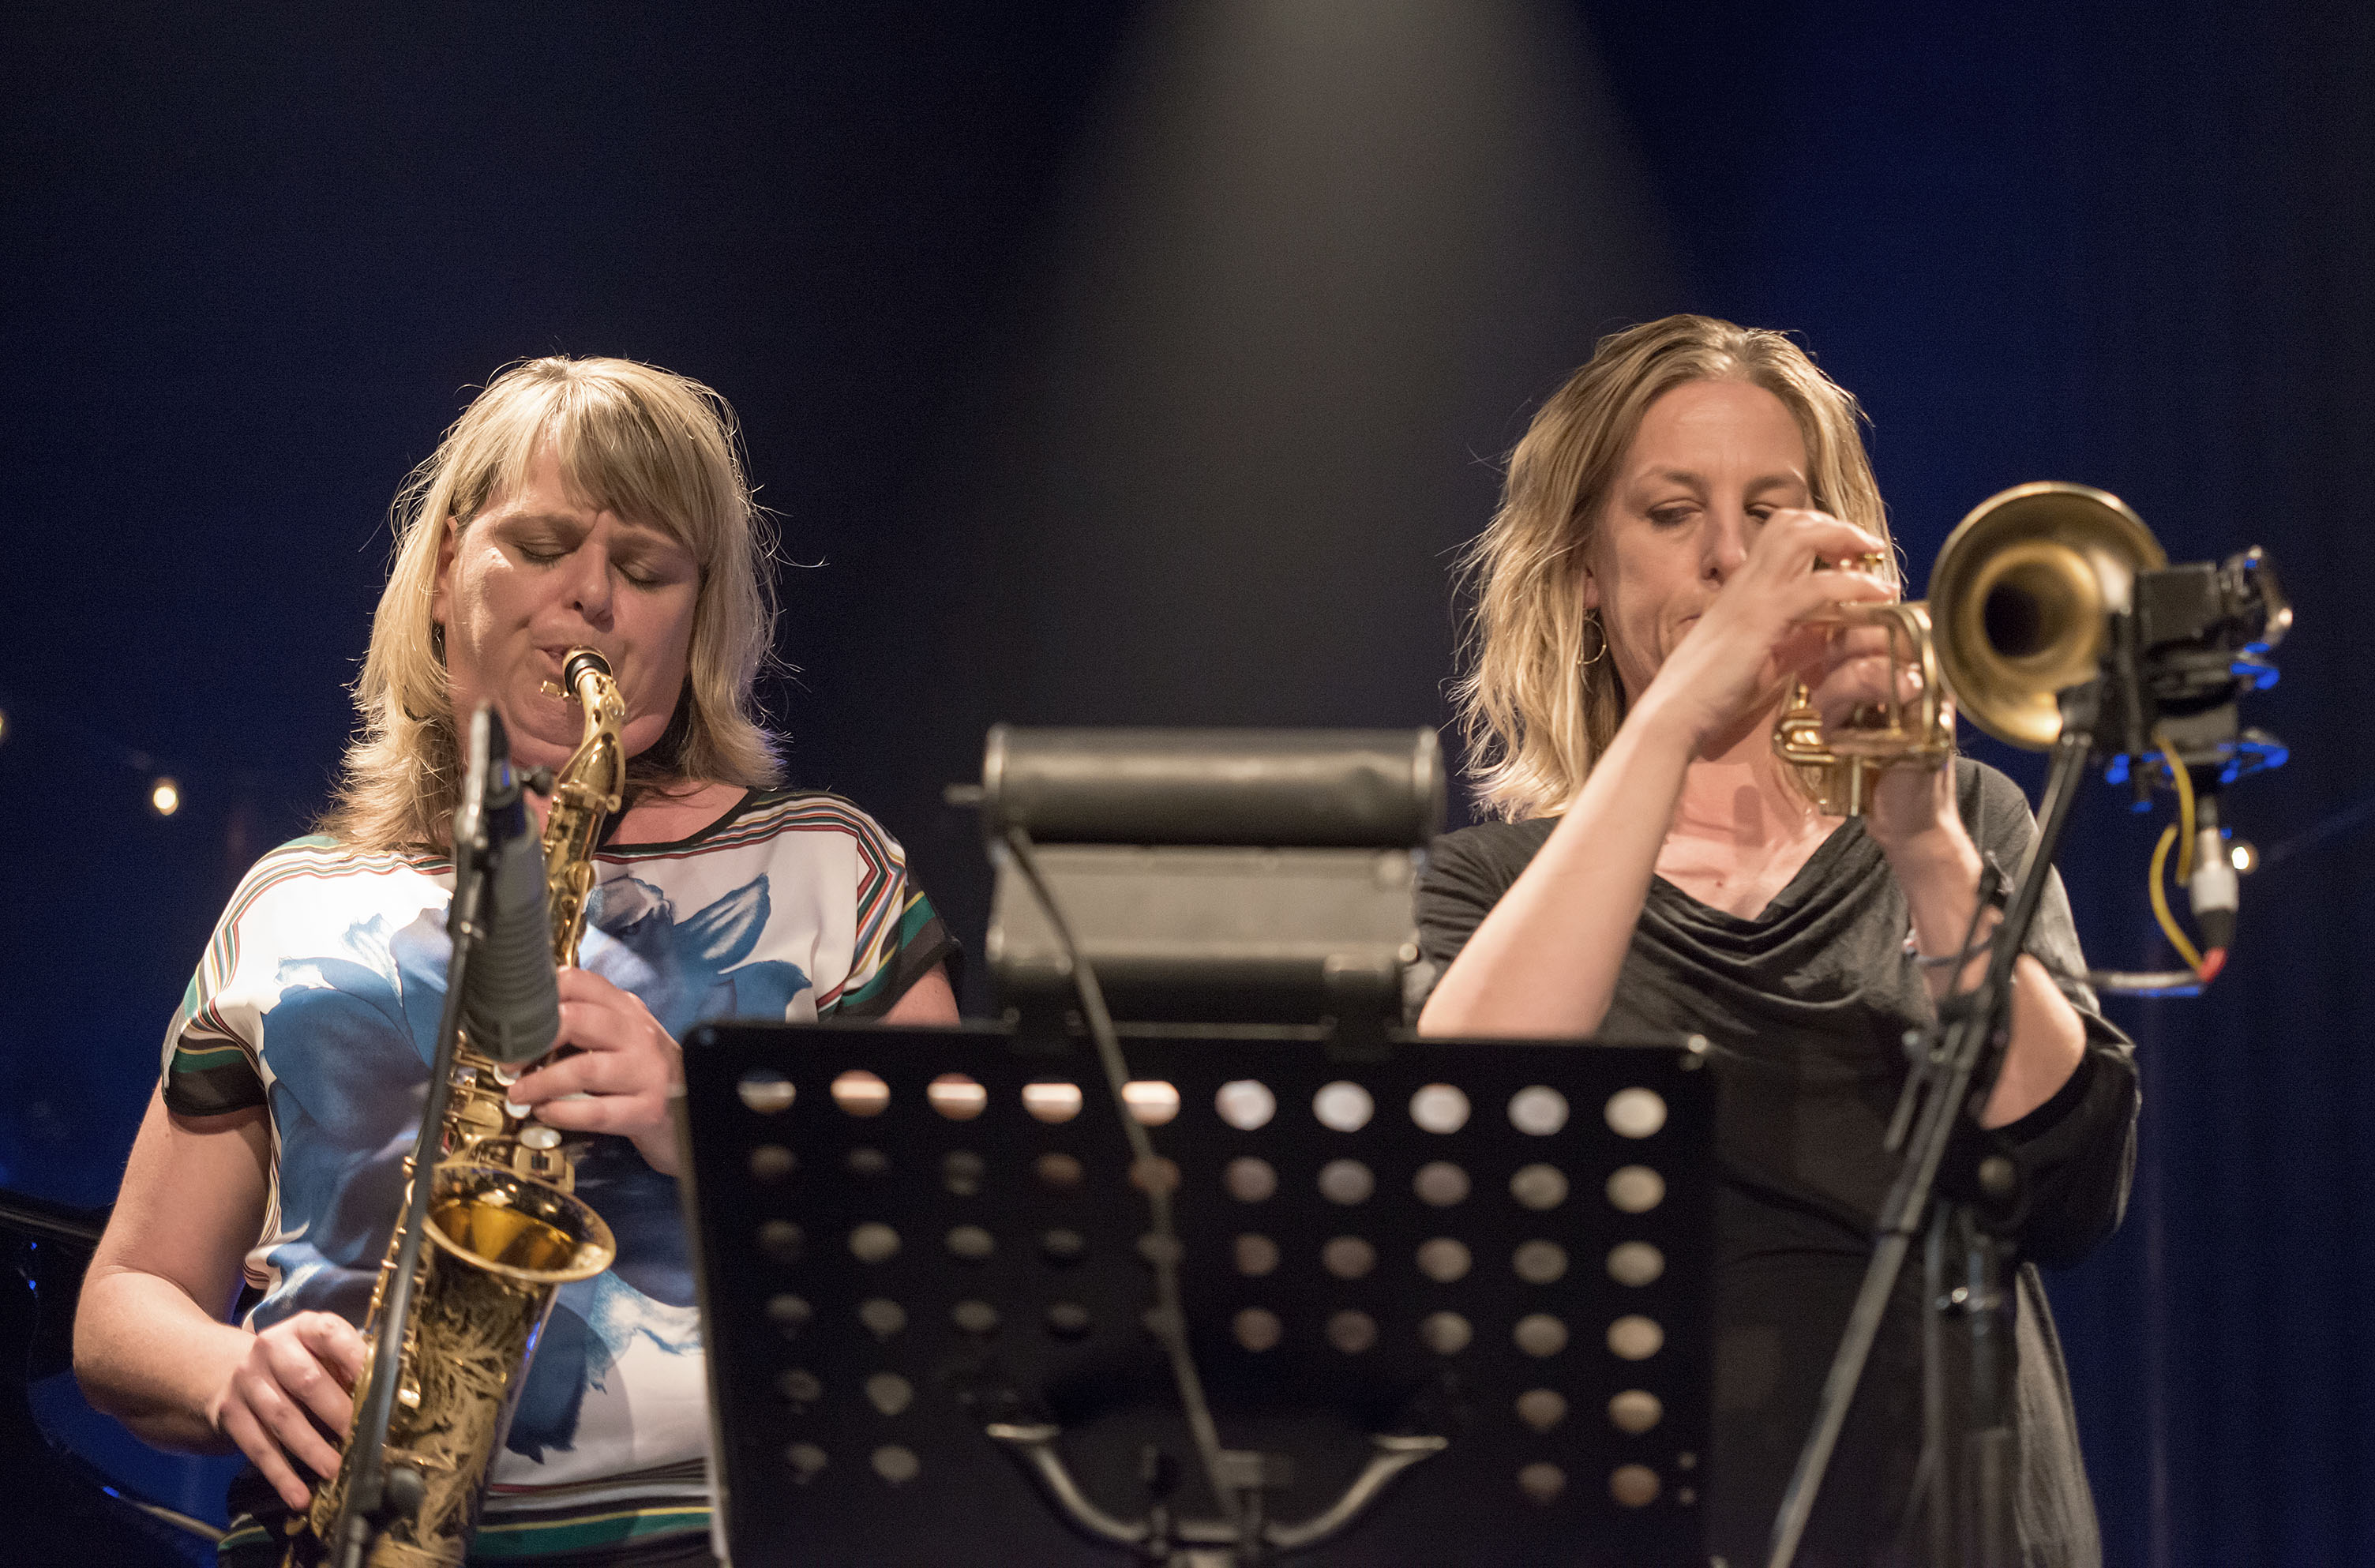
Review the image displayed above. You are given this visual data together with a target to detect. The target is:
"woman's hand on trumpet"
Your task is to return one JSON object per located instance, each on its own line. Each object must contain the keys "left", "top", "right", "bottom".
{"left": 1628, "top": 506, "right": 1897, "bottom": 757}
{"left": 1799, "top": 617, "right": 1965, "bottom": 853}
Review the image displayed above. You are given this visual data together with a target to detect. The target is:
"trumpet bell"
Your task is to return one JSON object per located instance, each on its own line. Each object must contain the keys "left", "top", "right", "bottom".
{"left": 1929, "top": 482, "right": 2167, "bottom": 749}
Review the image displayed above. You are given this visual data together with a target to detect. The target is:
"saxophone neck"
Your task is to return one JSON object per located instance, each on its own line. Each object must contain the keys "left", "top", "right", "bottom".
{"left": 542, "top": 649, "right": 626, "bottom": 811}
{"left": 542, "top": 647, "right": 628, "bottom": 968}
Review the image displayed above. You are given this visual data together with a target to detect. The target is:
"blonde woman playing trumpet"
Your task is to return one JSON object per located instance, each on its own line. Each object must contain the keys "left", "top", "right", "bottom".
{"left": 1419, "top": 317, "right": 2134, "bottom": 1566}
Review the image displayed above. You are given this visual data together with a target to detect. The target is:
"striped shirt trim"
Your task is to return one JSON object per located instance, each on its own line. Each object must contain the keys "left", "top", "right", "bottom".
{"left": 833, "top": 891, "right": 943, "bottom": 1015}
{"left": 467, "top": 1504, "right": 711, "bottom": 1557}
{"left": 217, "top": 1518, "right": 273, "bottom": 1555}
{"left": 214, "top": 1509, "right": 710, "bottom": 1564}
{"left": 597, "top": 791, "right": 919, "bottom": 1013}
{"left": 606, "top": 793, "right": 910, "bottom": 1000}
{"left": 166, "top": 835, "right": 451, "bottom": 1103}
{"left": 219, "top": 1460, "right": 712, "bottom": 1564}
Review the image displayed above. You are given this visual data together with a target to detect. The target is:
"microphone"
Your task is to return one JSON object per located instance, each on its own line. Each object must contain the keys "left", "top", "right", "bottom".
{"left": 457, "top": 706, "right": 563, "bottom": 1064}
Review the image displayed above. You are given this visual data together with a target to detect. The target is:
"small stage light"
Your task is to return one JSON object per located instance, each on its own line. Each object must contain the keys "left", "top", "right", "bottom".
{"left": 2228, "top": 839, "right": 2257, "bottom": 875}
{"left": 0, "top": 707, "right": 9, "bottom": 747}
{"left": 149, "top": 777, "right": 182, "bottom": 817}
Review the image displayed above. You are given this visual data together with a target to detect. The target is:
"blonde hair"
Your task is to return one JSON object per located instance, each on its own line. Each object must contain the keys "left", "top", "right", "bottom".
{"left": 1451, "top": 314, "right": 1894, "bottom": 821}
{"left": 321, "top": 355, "right": 784, "bottom": 852}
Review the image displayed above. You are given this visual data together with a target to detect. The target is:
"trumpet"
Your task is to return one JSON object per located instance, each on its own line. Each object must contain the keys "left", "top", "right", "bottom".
{"left": 1774, "top": 482, "right": 2168, "bottom": 814}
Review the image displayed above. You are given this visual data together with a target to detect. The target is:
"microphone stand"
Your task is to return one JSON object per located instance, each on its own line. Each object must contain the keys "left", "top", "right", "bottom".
{"left": 1767, "top": 681, "right": 2100, "bottom": 1568}
{"left": 325, "top": 733, "right": 508, "bottom": 1568}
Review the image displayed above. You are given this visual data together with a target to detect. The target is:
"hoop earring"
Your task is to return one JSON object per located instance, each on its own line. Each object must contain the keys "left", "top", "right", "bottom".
{"left": 1577, "top": 613, "right": 1608, "bottom": 669}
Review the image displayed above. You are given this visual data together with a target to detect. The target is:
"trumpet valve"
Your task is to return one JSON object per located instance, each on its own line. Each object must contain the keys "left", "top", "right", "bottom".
{"left": 1773, "top": 686, "right": 1833, "bottom": 765}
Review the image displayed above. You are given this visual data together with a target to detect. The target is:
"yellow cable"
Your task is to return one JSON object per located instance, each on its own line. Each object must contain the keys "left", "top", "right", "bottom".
{"left": 2148, "top": 823, "right": 2205, "bottom": 972}
{"left": 2156, "top": 729, "right": 2198, "bottom": 880}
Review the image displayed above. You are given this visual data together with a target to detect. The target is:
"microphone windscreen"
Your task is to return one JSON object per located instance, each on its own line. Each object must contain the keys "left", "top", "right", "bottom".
{"left": 463, "top": 803, "right": 563, "bottom": 1064}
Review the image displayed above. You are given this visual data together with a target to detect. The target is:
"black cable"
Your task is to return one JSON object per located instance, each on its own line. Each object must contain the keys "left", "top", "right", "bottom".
{"left": 0, "top": 1193, "right": 108, "bottom": 1251}
{"left": 1884, "top": 861, "right": 2003, "bottom": 1154}
{"left": 998, "top": 825, "right": 1240, "bottom": 1532}
{"left": 2086, "top": 968, "right": 2204, "bottom": 997}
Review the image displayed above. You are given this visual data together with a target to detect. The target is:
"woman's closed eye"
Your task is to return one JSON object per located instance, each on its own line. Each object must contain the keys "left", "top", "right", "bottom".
{"left": 511, "top": 541, "right": 675, "bottom": 587}
{"left": 500, "top": 523, "right": 580, "bottom": 565}
{"left": 613, "top": 550, "right": 692, "bottom": 589}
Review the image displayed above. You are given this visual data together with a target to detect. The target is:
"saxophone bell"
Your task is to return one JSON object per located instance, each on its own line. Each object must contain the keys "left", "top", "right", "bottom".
{"left": 299, "top": 1166, "right": 613, "bottom": 1565}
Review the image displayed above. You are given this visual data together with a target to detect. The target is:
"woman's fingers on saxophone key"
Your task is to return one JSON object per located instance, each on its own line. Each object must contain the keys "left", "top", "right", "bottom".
{"left": 517, "top": 1056, "right": 666, "bottom": 1133}
{"left": 262, "top": 1319, "right": 355, "bottom": 1472}
{"left": 219, "top": 1397, "right": 315, "bottom": 1511}
{"left": 261, "top": 1387, "right": 343, "bottom": 1499}
{"left": 219, "top": 1332, "right": 345, "bottom": 1506}
{"left": 287, "top": 1311, "right": 365, "bottom": 1416}
{"left": 513, "top": 1051, "right": 611, "bottom": 1116}
{"left": 516, "top": 970, "right": 681, "bottom": 1135}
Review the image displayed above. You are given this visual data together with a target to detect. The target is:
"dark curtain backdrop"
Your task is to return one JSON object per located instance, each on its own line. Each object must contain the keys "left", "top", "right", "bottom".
{"left": 2, "top": 4, "right": 2365, "bottom": 1563}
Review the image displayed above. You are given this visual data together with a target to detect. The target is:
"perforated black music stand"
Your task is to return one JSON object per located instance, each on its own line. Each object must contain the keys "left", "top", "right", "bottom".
{"left": 674, "top": 1022, "right": 1713, "bottom": 1567}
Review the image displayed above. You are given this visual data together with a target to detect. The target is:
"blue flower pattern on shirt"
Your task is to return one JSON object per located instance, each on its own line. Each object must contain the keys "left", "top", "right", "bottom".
{"left": 252, "top": 872, "right": 809, "bottom": 1462}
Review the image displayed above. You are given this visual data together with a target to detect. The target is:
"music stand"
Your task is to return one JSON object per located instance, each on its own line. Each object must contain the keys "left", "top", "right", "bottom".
{"left": 674, "top": 1021, "right": 1715, "bottom": 1566}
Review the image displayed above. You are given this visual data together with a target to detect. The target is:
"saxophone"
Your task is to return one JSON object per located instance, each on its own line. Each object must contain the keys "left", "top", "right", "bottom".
{"left": 289, "top": 649, "right": 628, "bottom": 1567}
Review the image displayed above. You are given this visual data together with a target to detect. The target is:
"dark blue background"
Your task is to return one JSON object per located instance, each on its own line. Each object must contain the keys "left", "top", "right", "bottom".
{"left": 2, "top": 4, "right": 2366, "bottom": 1562}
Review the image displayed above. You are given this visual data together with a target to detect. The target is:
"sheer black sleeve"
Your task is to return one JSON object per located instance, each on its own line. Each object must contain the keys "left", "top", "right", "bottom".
{"left": 1960, "top": 761, "right": 2141, "bottom": 1267}
{"left": 1411, "top": 820, "right": 1552, "bottom": 1018}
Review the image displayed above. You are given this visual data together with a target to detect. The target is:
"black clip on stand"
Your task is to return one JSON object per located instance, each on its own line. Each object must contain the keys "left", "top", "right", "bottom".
{"left": 321, "top": 710, "right": 512, "bottom": 1568}
{"left": 1765, "top": 685, "right": 2100, "bottom": 1568}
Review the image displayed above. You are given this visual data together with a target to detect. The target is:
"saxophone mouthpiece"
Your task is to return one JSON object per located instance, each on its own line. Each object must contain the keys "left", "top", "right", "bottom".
{"left": 563, "top": 647, "right": 613, "bottom": 688}
{"left": 542, "top": 650, "right": 613, "bottom": 703}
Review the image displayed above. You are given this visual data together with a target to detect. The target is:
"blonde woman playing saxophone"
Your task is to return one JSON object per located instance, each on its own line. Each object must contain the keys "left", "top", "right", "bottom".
{"left": 75, "top": 358, "right": 959, "bottom": 1567}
